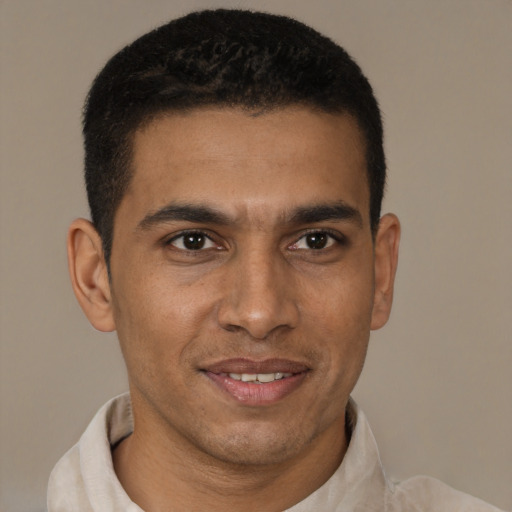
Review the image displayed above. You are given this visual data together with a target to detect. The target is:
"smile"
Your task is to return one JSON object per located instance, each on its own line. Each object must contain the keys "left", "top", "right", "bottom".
{"left": 226, "top": 372, "right": 293, "bottom": 383}
{"left": 202, "top": 358, "right": 309, "bottom": 405}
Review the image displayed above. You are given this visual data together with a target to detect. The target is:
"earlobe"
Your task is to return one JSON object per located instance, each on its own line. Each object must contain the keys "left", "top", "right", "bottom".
{"left": 67, "top": 219, "right": 116, "bottom": 332}
{"left": 370, "top": 213, "right": 400, "bottom": 330}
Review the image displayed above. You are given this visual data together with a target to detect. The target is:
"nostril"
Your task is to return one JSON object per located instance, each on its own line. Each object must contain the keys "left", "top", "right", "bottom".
{"left": 223, "top": 323, "right": 241, "bottom": 333}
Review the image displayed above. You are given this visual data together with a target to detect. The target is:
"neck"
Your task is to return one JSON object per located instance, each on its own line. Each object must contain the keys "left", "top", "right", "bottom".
{"left": 113, "top": 395, "right": 349, "bottom": 512}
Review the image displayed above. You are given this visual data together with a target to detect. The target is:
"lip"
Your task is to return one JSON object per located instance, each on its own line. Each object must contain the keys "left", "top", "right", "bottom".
{"left": 203, "top": 358, "right": 309, "bottom": 375}
{"left": 202, "top": 358, "right": 310, "bottom": 405}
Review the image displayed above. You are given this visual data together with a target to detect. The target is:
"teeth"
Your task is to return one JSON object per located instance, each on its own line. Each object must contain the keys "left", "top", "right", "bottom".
{"left": 256, "top": 373, "right": 276, "bottom": 383}
{"left": 228, "top": 372, "right": 292, "bottom": 383}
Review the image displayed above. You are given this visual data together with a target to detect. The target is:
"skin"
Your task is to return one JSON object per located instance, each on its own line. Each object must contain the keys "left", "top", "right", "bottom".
{"left": 68, "top": 107, "right": 400, "bottom": 511}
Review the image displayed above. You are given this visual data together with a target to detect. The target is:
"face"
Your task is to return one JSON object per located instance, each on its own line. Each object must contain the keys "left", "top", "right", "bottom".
{"left": 102, "top": 107, "right": 396, "bottom": 466}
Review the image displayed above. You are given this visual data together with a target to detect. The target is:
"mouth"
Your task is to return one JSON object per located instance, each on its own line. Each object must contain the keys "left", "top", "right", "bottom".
{"left": 201, "top": 358, "right": 310, "bottom": 405}
{"left": 223, "top": 371, "right": 294, "bottom": 383}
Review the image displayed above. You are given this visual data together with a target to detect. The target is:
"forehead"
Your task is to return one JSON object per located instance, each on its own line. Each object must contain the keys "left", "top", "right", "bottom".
{"left": 123, "top": 107, "right": 369, "bottom": 225}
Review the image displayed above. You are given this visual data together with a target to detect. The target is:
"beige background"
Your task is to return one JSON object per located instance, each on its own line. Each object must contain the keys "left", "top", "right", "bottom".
{"left": 1, "top": 0, "right": 511, "bottom": 510}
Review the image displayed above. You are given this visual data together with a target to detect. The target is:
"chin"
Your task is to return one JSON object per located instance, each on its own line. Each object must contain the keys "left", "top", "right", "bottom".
{"left": 197, "top": 424, "right": 309, "bottom": 467}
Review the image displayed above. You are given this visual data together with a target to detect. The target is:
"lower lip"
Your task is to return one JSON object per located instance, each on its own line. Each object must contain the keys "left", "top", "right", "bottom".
{"left": 205, "top": 372, "right": 307, "bottom": 405}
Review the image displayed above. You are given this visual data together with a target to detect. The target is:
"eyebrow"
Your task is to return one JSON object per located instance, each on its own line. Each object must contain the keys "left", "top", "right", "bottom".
{"left": 137, "top": 203, "right": 231, "bottom": 231}
{"left": 289, "top": 202, "right": 363, "bottom": 227}
{"left": 136, "top": 200, "right": 363, "bottom": 231}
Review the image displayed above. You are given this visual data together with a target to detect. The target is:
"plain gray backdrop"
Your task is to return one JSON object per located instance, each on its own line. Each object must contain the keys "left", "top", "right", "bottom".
{"left": 1, "top": 1, "right": 511, "bottom": 510}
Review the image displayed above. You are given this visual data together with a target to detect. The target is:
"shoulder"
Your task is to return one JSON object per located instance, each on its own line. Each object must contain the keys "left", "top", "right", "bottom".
{"left": 47, "top": 443, "right": 93, "bottom": 512}
{"left": 387, "top": 475, "right": 505, "bottom": 512}
{"left": 47, "top": 393, "right": 134, "bottom": 512}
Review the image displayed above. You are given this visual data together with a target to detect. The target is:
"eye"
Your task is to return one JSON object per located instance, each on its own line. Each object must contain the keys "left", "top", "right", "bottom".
{"left": 290, "top": 231, "right": 340, "bottom": 250}
{"left": 167, "top": 231, "right": 218, "bottom": 251}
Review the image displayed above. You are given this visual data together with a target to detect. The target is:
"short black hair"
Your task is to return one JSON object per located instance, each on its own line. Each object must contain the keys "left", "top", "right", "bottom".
{"left": 84, "top": 9, "right": 386, "bottom": 264}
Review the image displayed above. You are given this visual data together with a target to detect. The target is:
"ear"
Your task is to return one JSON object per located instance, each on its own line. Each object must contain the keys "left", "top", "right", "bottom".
{"left": 370, "top": 213, "right": 401, "bottom": 330}
{"left": 67, "top": 218, "right": 116, "bottom": 332}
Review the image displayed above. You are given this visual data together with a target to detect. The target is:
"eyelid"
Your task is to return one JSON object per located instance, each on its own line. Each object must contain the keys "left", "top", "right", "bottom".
{"left": 162, "top": 227, "right": 347, "bottom": 252}
{"left": 288, "top": 228, "right": 347, "bottom": 250}
{"left": 164, "top": 229, "right": 221, "bottom": 250}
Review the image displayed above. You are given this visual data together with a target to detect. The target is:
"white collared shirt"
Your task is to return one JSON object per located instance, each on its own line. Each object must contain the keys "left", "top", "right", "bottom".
{"left": 47, "top": 393, "right": 503, "bottom": 511}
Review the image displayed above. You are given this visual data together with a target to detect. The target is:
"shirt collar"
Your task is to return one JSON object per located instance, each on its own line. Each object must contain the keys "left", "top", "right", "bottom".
{"left": 75, "top": 393, "right": 389, "bottom": 511}
{"left": 286, "top": 398, "right": 390, "bottom": 511}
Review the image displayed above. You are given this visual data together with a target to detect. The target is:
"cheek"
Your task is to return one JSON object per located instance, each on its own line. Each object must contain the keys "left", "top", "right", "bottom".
{"left": 302, "top": 266, "right": 375, "bottom": 335}
{"left": 112, "top": 272, "right": 217, "bottom": 366}
{"left": 300, "top": 268, "right": 374, "bottom": 376}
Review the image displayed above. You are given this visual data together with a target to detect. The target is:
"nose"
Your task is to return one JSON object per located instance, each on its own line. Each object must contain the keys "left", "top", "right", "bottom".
{"left": 217, "top": 247, "right": 299, "bottom": 340}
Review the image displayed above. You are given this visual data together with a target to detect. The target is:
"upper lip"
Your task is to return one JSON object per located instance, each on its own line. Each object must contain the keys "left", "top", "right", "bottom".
{"left": 203, "top": 358, "right": 310, "bottom": 375}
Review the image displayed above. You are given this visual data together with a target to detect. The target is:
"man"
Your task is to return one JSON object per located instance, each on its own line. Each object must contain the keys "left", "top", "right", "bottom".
{"left": 47, "top": 9, "right": 502, "bottom": 511}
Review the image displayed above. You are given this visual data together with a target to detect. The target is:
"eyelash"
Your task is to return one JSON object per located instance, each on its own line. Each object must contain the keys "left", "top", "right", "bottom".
{"left": 164, "top": 230, "right": 220, "bottom": 251}
{"left": 164, "top": 229, "right": 347, "bottom": 252}
{"left": 290, "top": 229, "right": 347, "bottom": 250}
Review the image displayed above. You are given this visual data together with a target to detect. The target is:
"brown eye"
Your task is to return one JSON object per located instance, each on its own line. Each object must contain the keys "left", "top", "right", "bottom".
{"left": 290, "top": 231, "right": 340, "bottom": 251}
{"left": 305, "top": 232, "right": 329, "bottom": 249}
{"left": 168, "top": 232, "right": 216, "bottom": 251}
{"left": 183, "top": 233, "right": 206, "bottom": 250}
